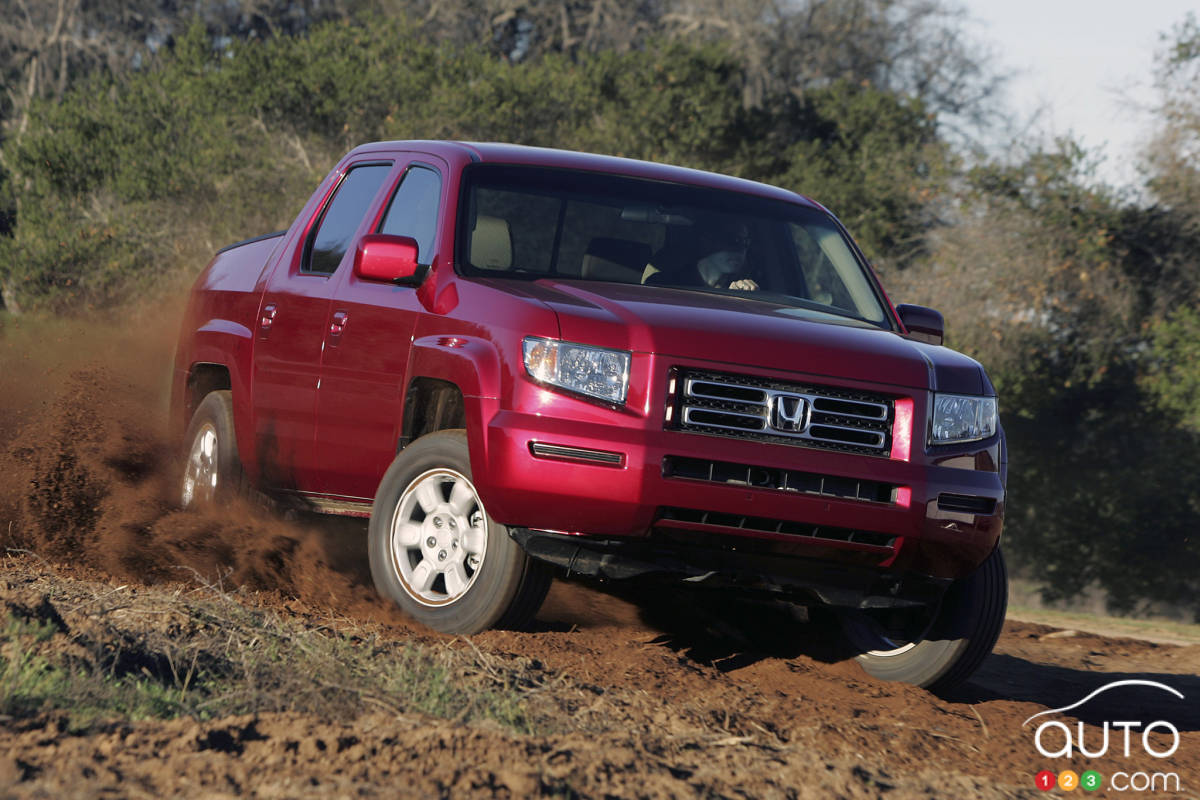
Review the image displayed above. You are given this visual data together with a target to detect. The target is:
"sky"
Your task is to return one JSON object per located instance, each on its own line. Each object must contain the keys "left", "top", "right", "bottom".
{"left": 958, "top": 0, "right": 1195, "bottom": 190}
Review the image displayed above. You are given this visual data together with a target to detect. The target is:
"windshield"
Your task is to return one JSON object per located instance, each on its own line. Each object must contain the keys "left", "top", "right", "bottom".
{"left": 457, "top": 165, "right": 891, "bottom": 326}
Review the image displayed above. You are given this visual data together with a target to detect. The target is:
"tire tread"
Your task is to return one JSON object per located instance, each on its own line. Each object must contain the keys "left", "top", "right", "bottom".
{"left": 926, "top": 546, "right": 1007, "bottom": 693}
{"left": 849, "top": 546, "right": 1008, "bottom": 694}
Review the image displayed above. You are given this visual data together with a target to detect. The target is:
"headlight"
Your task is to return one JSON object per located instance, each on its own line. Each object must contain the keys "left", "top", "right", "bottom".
{"left": 931, "top": 394, "right": 998, "bottom": 444}
{"left": 523, "top": 337, "right": 631, "bottom": 404}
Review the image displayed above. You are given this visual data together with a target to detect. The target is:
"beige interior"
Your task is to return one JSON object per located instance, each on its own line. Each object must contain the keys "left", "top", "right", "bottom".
{"left": 581, "top": 237, "right": 652, "bottom": 283}
{"left": 470, "top": 215, "right": 513, "bottom": 270}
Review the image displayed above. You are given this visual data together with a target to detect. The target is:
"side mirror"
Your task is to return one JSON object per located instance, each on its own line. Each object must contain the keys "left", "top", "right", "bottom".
{"left": 896, "top": 304, "right": 944, "bottom": 346}
{"left": 354, "top": 234, "right": 426, "bottom": 286}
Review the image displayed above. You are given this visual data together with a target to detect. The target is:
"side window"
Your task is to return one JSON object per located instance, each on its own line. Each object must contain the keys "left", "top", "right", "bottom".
{"left": 304, "top": 164, "right": 392, "bottom": 275}
{"left": 379, "top": 165, "right": 442, "bottom": 263}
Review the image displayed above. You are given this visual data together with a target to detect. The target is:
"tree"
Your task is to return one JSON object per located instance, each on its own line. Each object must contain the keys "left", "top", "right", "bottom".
{"left": 1143, "top": 307, "right": 1200, "bottom": 434}
{"left": 889, "top": 135, "right": 1200, "bottom": 618}
{"left": 655, "top": 0, "right": 1004, "bottom": 129}
{"left": 771, "top": 81, "right": 949, "bottom": 268}
{"left": 2, "top": 9, "right": 960, "bottom": 312}
{"left": 1145, "top": 13, "right": 1200, "bottom": 231}
{"left": 1138, "top": 14, "right": 1200, "bottom": 440}
{"left": 0, "top": 0, "right": 363, "bottom": 312}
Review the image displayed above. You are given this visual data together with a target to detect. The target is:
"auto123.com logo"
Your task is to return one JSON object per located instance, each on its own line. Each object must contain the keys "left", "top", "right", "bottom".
{"left": 1025, "top": 680, "right": 1185, "bottom": 793}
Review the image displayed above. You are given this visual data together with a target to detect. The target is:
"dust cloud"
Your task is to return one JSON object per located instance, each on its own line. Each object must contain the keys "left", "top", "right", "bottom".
{"left": 0, "top": 308, "right": 410, "bottom": 625}
{"left": 0, "top": 307, "right": 640, "bottom": 632}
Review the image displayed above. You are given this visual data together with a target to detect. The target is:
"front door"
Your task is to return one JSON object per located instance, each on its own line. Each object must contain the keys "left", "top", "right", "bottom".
{"left": 314, "top": 159, "right": 447, "bottom": 499}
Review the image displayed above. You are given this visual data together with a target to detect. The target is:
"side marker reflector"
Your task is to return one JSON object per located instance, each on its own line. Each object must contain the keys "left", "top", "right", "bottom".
{"left": 891, "top": 397, "right": 914, "bottom": 462}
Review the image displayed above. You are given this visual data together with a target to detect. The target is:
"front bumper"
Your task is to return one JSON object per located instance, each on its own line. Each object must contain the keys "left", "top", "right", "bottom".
{"left": 476, "top": 370, "right": 1004, "bottom": 583}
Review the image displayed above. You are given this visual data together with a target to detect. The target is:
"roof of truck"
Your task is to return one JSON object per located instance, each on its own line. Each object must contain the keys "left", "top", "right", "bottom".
{"left": 349, "top": 140, "right": 822, "bottom": 210}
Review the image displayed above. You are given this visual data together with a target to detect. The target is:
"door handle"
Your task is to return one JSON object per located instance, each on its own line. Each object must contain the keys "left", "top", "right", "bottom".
{"left": 259, "top": 304, "right": 277, "bottom": 338}
{"left": 329, "top": 310, "right": 349, "bottom": 341}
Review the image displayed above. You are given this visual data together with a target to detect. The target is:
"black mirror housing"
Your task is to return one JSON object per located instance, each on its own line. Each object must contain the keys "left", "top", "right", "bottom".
{"left": 896, "top": 304, "right": 944, "bottom": 346}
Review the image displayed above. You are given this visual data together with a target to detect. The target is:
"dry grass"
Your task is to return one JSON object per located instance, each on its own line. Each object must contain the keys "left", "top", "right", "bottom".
{"left": 1006, "top": 604, "right": 1200, "bottom": 647}
{"left": 0, "top": 553, "right": 551, "bottom": 733}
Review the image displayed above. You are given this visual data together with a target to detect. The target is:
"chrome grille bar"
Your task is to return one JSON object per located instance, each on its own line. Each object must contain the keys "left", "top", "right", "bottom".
{"left": 810, "top": 396, "right": 888, "bottom": 420}
{"left": 672, "top": 370, "right": 894, "bottom": 455}
{"left": 685, "top": 378, "right": 768, "bottom": 404}
{"left": 680, "top": 407, "right": 766, "bottom": 431}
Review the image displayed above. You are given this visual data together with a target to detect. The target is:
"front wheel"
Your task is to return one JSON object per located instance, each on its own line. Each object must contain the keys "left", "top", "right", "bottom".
{"left": 368, "top": 430, "right": 551, "bottom": 634}
{"left": 840, "top": 546, "right": 1007, "bottom": 693}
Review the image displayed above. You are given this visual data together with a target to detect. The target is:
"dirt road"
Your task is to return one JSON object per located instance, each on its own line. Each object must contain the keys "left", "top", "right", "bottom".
{"left": 1, "top": 316, "right": 1197, "bottom": 798}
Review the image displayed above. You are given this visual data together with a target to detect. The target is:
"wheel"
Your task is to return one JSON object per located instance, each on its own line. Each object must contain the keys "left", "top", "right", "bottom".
{"left": 368, "top": 429, "right": 552, "bottom": 634}
{"left": 180, "top": 390, "right": 245, "bottom": 509}
{"left": 840, "top": 546, "right": 1007, "bottom": 693}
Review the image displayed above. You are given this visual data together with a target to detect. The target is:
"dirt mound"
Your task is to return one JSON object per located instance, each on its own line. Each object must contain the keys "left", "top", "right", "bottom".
{"left": 1, "top": 561, "right": 1197, "bottom": 799}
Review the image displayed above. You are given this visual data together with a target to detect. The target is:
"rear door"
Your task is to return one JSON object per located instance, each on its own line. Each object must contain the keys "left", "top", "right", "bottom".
{"left": 251, "top": 160, "right": 393, "bottom": 491}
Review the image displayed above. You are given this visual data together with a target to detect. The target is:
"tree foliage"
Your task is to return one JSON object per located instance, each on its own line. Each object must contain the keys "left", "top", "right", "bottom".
{"left": 1143, "top": 307, "right": 1200, "bottom": 434}
{"left": 0, "top": 13, "right": 952, "bottom": 310}
{"left": 1135, "top": 14, "right": 1200, "bottom": 450}
{"left": 890, "top": 129, "right": 1200, "bottom": 617}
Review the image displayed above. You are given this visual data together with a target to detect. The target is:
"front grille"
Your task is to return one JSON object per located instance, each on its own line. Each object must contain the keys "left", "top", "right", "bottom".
{"left": 655, "top": 507, "right": 896, "bottom": 550}
{"left": 669, "top": 369, "right": 894, "bottom": 456}
{"left": 663, "top": 456, "right": 897, "bottom": 504}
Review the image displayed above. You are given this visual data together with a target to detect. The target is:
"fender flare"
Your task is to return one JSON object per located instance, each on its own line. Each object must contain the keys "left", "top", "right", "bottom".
{"left": 407, "top": 334, "right": 504, "bottom": 492}
{"left": 185, "top": 319, "right": 257, "bottom": 477}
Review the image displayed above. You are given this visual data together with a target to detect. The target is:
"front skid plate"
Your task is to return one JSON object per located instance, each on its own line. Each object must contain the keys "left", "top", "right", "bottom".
{"left": 509, "top": 528, "right": 949, "bottom": 610}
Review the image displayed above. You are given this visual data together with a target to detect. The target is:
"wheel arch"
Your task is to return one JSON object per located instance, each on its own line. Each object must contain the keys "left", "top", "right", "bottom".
{"left": 184, "top": 363, "right": 232, "bottom": 424}
{"left": 175, "top": 317, "right": 257, "bottom": 475}
{"left": 405, "top": 334, "right": 503, "bottom": 495}
{"left": 400, "top": 377, "right": 467, "bottom": 450}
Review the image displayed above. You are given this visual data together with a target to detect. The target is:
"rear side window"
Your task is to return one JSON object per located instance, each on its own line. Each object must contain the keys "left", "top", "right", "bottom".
{"left": 304, "top": 163, "right": 392, "bottom": 275}
{"left": 379, "top": 165, "right": 442, "bottom": 264}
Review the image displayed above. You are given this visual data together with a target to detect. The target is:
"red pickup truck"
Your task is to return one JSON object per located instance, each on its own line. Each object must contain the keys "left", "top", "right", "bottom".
{"left": 171, "top": 141, "right": 1007, "bottom": 692}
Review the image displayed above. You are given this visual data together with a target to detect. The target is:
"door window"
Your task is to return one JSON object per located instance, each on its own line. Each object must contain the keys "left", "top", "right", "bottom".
{"left": 379, "top": 165, "right": 443, "bottom": 264}
{"left": 304, "top": 163, "right": 392, "bottom": 275}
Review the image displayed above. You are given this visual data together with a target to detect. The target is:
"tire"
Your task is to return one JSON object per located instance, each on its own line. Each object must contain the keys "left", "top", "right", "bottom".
{"left": 180, "top": 390, "right": 246, "bottom": 509}
{"left": 841, "top": 546, "right": 1007, "bottom": 693}
{"left": 368, "top": 429, "right": 552, "bottom": 634}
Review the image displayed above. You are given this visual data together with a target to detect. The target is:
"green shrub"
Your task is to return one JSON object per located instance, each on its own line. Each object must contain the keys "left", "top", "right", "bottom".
{"left": 1, "top": 14, "right": 953, "bottom": 314}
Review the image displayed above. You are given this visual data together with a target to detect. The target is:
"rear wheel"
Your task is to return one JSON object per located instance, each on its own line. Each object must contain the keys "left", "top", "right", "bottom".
{"left": 368, "top": 429, "right": 551, "bottom": 634}
{"left": 840, "top": 546, "right": 1007, "bottom": 693}
{"left": 180, "top": 391, "right": 245, "bottom": 509}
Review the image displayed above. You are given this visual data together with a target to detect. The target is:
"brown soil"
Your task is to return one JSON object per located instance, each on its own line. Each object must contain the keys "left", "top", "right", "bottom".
{"left": 1, "top": 313, "right": 1198, "bottom": 799}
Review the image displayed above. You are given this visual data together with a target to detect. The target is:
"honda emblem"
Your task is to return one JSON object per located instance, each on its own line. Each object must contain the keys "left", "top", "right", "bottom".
{"left": 770, "top": 393, "right": 810, "bottom": 433}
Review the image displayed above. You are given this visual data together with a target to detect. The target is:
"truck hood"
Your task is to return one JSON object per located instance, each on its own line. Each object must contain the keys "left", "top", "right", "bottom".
{"left": 522, "top": 279, "right": 988, "bottom": 394}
